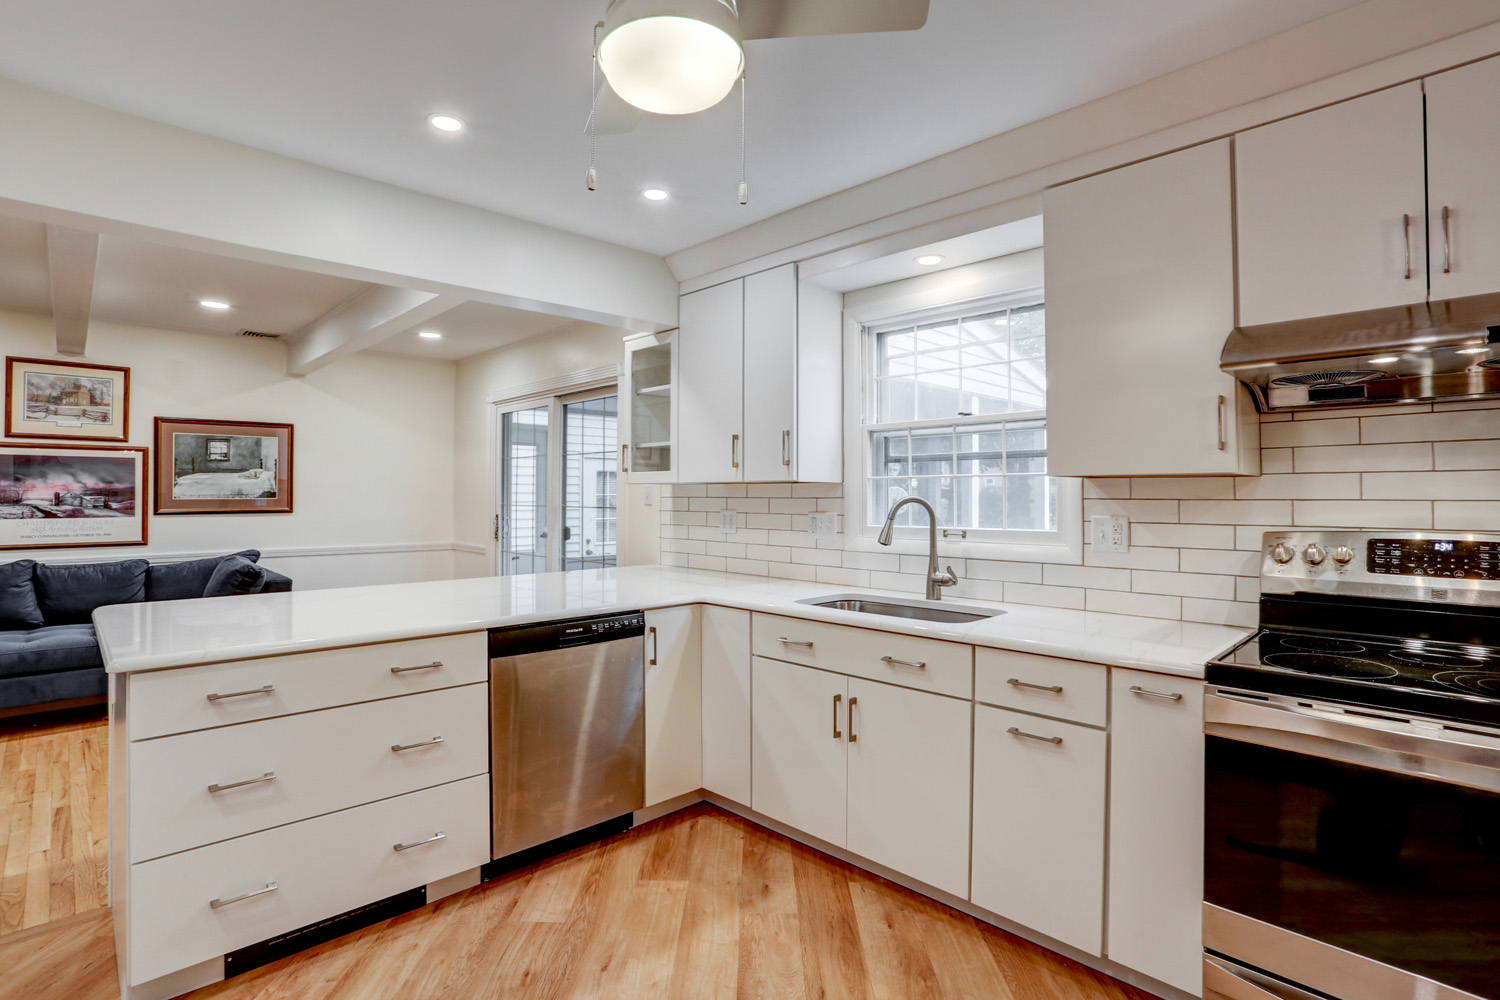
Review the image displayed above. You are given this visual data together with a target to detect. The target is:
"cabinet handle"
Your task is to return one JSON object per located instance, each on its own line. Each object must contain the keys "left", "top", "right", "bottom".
{"left": 391, "top": 736, "right": 445, "bottom": 752}
{"left": 832, "top": 693, "right": 842, "bottom": 739}
{"left": 648, "top": 626, "right": 658, "bottom": 666}
{"left": 1442, "top": 205, "right": 1453, "bottom": 274}
{"left": 848, "top": 696, "right": 858, "bottom": 743}
{"left": 394, "top": 831, "right": 446, "bottom": 852}
{"left": 1007, "top": 677, "right": 1063, "bottom": 694}
{"left": 1402, "top": 213, "right": 1413, "bottom": 280}
{"left": 390, "top": 661, "right": 443, "bottom": 674}
{"left": 1130, "top": 685, "right": 1184, "bottom": 702}
{"left": 1007, "top": 726, "right": 1063, "bottom": 746}
{"left": 1217, "top": 395, "right": 1227, "bottom": 451}
{"left": 206, "top": 684, "right": 274, "bottom": 702}
{"left": 210, "top": 882, "right": 278, "bottom": 909}
{"left": 880, "top": 655, "right": 926, "bottom": 670}
{"left": 731, "top": 434, "right": 740, "bottom": 469}
{"left": 620, "top": 443, "right": 630, "bottom": 472}
{"left": 781, "top": 429, "right": 791, "bottom": 467}
{"left": 207, "top": 771, "right": 276, "bottom": 794}
{"left": 777, "top": 637, "right": 814, "bottom": 648}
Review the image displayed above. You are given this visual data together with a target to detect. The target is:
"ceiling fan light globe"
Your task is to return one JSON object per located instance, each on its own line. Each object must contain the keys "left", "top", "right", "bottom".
{"left": 598, "top": 2, "right": 744, "bottom": 115}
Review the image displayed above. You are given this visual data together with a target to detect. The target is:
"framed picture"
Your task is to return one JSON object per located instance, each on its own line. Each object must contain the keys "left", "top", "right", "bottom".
{"left": 5, "top": 357, "right": 130, "bottom": 442}
{"left": 0, "top": 444, "right": 148, "bottom": 549}
{"left": 154, "top": 417, "right": 293, "bottom": 514}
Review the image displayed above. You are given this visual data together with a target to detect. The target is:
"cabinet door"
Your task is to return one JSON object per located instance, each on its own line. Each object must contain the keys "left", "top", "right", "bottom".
{"left": 751, "top": 656, "right": 847, "bottom": 848}
{"left": 1107, "top": 669, "right": 1205, "bottom": 996}
{"left": 678, "top": 279, "right": 744, "bottom": 483}
{"left": 1047, "top": 139, "right": 1258, "bottom": 477}
{"left": 1236, "top": 82, "right": 1427, "bottom": 326}
{"left": 701, "top": 606, "right": 751, "bottom": 804}
{"left": 622, "top": 332, "right": 677, "bottom": 483}
{"left": 971, "top": 705, "right": 1105, "bottom": 955}
{"left": 644, "top": 606, "right": 702, "bottom": 807}
{"left": 1427, "top": 55, "right": 1500, "bottom": 302}
{"left": 845, "top": 679, "right": 971, "bottom": 897}
{"left": 742, "top": 265, "right": 797, "bottom": 482}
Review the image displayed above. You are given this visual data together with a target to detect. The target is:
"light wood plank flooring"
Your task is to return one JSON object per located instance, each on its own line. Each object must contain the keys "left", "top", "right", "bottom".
{"left": 0, "top": 711, "right": 109, "bottom": 938}
{"left": 0, "top": 801, "right": 1157, "bottom": 1000}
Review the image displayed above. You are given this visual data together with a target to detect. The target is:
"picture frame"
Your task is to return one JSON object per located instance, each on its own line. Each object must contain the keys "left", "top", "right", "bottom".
{"left": 154, "top": 417, "right": 293, "bottom": 515}
{"left": 0, "top": 444, "right": 148, "bottom": 549}
{"left": 5, "top": 356, "right": 130, "bottom": 442}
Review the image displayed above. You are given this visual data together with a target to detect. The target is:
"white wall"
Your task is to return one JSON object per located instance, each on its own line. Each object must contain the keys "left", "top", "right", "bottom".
{"left": 0, "top": 310, "right": 458, "bottom": 589}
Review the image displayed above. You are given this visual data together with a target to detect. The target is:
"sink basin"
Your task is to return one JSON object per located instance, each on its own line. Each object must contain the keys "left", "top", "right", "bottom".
{"left": 797, "top": 593, "right": 1003, "bottom": 624}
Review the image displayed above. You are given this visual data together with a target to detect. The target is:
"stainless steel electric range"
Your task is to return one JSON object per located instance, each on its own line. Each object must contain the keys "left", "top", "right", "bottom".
{"left": 1204, "top": 530, "right": 1500, "bottom": 1000}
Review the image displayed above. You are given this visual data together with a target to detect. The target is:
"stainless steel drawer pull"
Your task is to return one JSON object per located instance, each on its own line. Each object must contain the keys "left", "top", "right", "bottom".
{"left": 880, "top": 655, "right": 926, "bottom": 670}
{"left": 390, "top": 661, "right": 443, "bottom": 674}
{"left": 1007, "top": 726, "right": 1063, "bottom": 746}
{"left": 777, "top": 637, "right": 814, "bottom": 648}
{"left": 391, "top": 736, "right": 445, "bottom": 752}
{"left": 206, "top": 684, "right": 274, "bottom": 702}
{"left": 210, "top": 882, "right": 278, "bottom": 909}
{"left": 394, "top": 831, "right": 446, "bottom": 852}
{"left": 1007, "top": 677, "right": 1063, "bottom": 693}
{"left": 207, "top": 771, "right": 276, "bottom": 794}
{"left": 1130, "top": 685, "right": 1184, "bottom": 702}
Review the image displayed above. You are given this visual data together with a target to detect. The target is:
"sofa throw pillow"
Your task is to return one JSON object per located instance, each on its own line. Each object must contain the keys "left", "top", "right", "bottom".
{"left": 203, "top": 556, "right": 267, "bottom": 598}
{"left": 146, "top": 549, "right": 262, "bottom": 602}
{"left": 35, "top": 559, "right": 149, "bottom": 625}
{"left": 0, "top": 559, "right": 44, "bottom": 629}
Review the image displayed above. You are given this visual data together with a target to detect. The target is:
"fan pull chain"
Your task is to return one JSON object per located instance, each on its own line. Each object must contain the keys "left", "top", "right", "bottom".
{"left": 587, "top": 21, "right": 601, "bottom": 192}
{"left": 738, "top": 73, "right": 748, "bottom": 205}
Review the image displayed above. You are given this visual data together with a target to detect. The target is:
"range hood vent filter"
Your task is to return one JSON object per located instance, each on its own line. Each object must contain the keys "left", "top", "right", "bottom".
{"left": 1270, "top": 370, "right": 1386, "bottom": 387}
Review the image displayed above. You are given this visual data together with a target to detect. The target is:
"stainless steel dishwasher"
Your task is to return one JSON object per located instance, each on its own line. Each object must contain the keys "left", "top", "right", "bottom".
{"left": 488, "top": 611, "right": 645, "bottom": 861}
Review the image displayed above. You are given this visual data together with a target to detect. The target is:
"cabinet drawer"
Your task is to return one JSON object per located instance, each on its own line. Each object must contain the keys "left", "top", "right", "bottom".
{"left": 128, "top": 683, "right": 487, "bottom": 862}
{"left": 127, "top": 774, "right": 489, "bottom": 987}
{"left": 974, "top": 648, "right": 1108, "bottom": 727}
{"left": 751, "top": 613, "right": 972, "bottom": 699}
{"left": 128, "top": 632, "right": 487, "bottom": 740}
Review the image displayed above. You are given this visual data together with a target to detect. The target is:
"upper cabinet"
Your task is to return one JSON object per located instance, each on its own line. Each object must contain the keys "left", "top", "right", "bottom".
{"left": 621, "top": 331, "right": 678, "bottom": 484}
{"left": 1046, "top": 139, "right": 1259, "bottom": 477}
{"left": 677, "top": 263, "right": 842, "bottom": 484}
{"left": 1426, "top": 56, "right": 1500, "bottom": 302}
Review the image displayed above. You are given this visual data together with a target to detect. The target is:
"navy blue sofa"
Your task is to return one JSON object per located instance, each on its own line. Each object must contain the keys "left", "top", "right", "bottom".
{"left": 0, "top": 550, "right": 291, "bottom": 717}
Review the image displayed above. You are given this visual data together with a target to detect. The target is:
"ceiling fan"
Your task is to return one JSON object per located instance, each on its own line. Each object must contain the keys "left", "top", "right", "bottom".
{"left": 587, "top": 0, "right": 932, "bottom": 134}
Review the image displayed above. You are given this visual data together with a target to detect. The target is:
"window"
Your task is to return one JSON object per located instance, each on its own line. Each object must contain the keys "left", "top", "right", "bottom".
{"left": 206, "top": 438, "right": 230, "bottom": 462}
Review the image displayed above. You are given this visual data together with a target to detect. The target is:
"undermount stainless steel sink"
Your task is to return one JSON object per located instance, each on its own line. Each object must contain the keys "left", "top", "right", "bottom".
{"left": 797, "top": 593, "right": 1003, "bottom": 624}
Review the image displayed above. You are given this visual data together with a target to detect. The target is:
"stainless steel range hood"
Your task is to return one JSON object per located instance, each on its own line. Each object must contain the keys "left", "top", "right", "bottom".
{"left": 1220, "top": 291, "right": 1500, "bottom": 411}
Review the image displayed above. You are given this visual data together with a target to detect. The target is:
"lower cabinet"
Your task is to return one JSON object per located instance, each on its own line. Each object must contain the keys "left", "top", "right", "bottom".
{"left": 971, "top": 704, "right": 1106, "bottom": 955}
{"left": 751, "top": 655, "right": 849, "bottom": 847}
{"left": 701, "top": 606, "right": 752, "bottom": 804}
{"left": 643, "top": 606, "right": 702, "bottom": 807}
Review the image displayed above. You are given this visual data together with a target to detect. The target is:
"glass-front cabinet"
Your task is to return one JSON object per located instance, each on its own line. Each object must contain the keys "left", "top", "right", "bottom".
{"left": 622, "top": 330, "right": 677, "bottom": 483}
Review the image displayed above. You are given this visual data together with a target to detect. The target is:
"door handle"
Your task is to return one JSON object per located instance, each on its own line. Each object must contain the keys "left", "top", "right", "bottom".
{"left": 620, "top": 443, "right": 630, "bottom": 472}
{"left": 393, "top": 831, "right": 446, "bottom": 852}
{"left": 1203, "top": 955, "right": 1328, "bottom": 1000}
{"left": 847, "top": 695, "right": 858, "bottom": 743}
{"left": 210, "top": 882, "right": 278, "bottom": 909}
{"left": 1402, "top": 212, "right": 1413, "bottom": 280}
{"left": 207, "top": 771, "right": 276, "bottom": 794}
{"left": 1007, "top": 726, "right": 1063, "bottom": 746}
{"left": 832, "top": 693, "right": 842, "bottom": 739}
{"left": 880, "top": 655, "right": 926, "bottom": 670}
{"left": 390, "top": 661, "right": 443, "bottom": 674}
{"left": 1007, "top": 677, "right": 1063, "bottom": 694}
{"left": 781, "top": 429, "right": 791, "bottom": 467}
{"left": 1442, "top": 205, "right": 1453, "bottom": 274}
{"left": 391, "top": 736, "right": 445, "bottom": 752}
{"left": 648, "top": 625, "right": 658, "bottom": 666}
{"left": 731, "top": 434, "right": 740, "bottom": 470}
{"left": 1130, "top": 685, "right": 1184, "bottom": 702}
{"left": 206, "top": 684, "right": 274, "bottom": 703}
{"left": 1217, "top": 394, "right": 1227, "bottom": 451}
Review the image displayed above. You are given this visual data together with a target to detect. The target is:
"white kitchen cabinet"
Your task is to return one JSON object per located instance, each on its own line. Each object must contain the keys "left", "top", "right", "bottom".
{"left": 1236, "top": 82, "right": 1428, "bottom": 326}
{"left": 1426, "top": 55, "right": 1500, "bottom": 303}
{"left": 644, "top": 606, "right": 702, "bottom": 807}
{"left": 621, "top": 331, "right": 678, "bottom": 483}
{"left": 678, "top": 280, "right": 744, "bottom": 483}
{"left": 845, "top": 678, "right": 971, "bottom": 898}
{"left": 1047, "top": 139, "right": 1259, "bottom": 477}
{"left": 750, "top": 655, "right": 849, "bottom": 848}
{"left": 1107, "top": 668, "right": 1205, "bottom": 996}
{"left": 701, "top": 606, "right": 751, "bottom": 804}
{"left": 971, "top": 704, "right": 1105, "bottom": 956}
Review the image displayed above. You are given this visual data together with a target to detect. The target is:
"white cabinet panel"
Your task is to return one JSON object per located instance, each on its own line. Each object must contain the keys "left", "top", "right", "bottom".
{"left": 743, "top": 265, "right": 797, "bottom": 482}
{"left": 644, "top": 606, "right": 702, "bottom": 806}
{"left": 1236, "top": 82, "right": 1427, "bottom": 326}
{"left": 678, "top": 279, "right": 744, "bottom": 483}
{"left": 701, "top": 606, "right": 751, "bottom": 804}
{"left": 1047, "top": 139, "right": 1257, "bottom": 477}
{"left": 751, "top": 655, "right": 848, "bottom": 848}
{"left": 1427, "top": 55, "right": 1500, "bottom": 302}
{"left": 751, "top": 613, "right": 973, "bottom": 700}
{"left": 974, "top": 647, "right": 1108, "bottom": 727}
{"left": 622, "top": 331, "right": 678, "bottom": 483}
{"left": 971, "top": 705, "right": 1105, "bottom": 955}
{"left": 1107, "top": 669, "right": 1205, "bottom": 996}
{"left": 845, "top": 679, "right": 971, "bottom": 898}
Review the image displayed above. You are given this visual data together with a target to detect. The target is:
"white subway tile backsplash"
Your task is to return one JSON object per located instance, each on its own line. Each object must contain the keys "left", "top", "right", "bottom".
{"left": 966, "top": 559, "right": 1044, "bottom": 584}
{"left": 1132, "top": 570, "right": 1235, "bottom": 601}
{"left": 1084, "top": 498, "right": 1180, "bottom": 521}
{"left": 1177, "top": 548, "right": 1258, "bottom": 577}
{"left": 1433, "top": 440, "right": 1500, "bottom": 471}
{"left": 1132, "top": 522, "right": 1237, "bottom": 549}
{"left": 1364, "top": 470, "right": 1500, "bottom": 500}
{"left": 1084, "top": 546, "right": 1180, "bottom": 571}
{"left": 1180, "top": 500, "right": 1293, "bottom": 525}
{"left": 1262, "top": 419, "right": 1358, "bottom": 448}
{"left": 1434, "top": 502, "right": 1500, "bottom": 530}
{"left": 1295, "top": 443, "right": 1432, "bottom": 473}
{"left": 1043, "top": 564, "right": 1132, "bottom": 591}
{"left": 1129, "top": 478, "right": 1234, "bottom": 500}
{"left": 1261, "top": 448, "right": 1294, "bottom": 474}
{"left": 1361, "top": 409, "right": 1500, "bottom": 444}
{"left": 1087, "top": 590, "right": 1181, "bottom": 619}
{"left": 1293, "top": 500, "right": 1432, "bottom": 529}
{"left": 1083, "top": 478, "right": 1132, "bottom": 499}
{"left": 1181, "top": 598, "right": 1257, "bottom": 628}
{"left": 1233, "top": 473, "right": 1361, "bottom": 500}
{"left": 1004, "top": 583, "right": 1086, "bottom": 610}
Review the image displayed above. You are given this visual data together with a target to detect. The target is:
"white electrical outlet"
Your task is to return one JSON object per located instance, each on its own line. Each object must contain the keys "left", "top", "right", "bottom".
{"left": 642, "top": 485, "right": 655, "bottom": 507}
{"left": 719, "top": 509, "right": 738, "bottom": 533}
{"left": 1090, "top": 515, "right": 1129, "bottom": 553}
{"left": 808, "top": 512, "right": 838, "bottom": 539}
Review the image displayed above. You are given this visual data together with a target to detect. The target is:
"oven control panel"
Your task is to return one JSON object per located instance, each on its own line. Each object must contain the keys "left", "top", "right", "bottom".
{"left": 1368, "top": 538, "right": 1500, "bottom": 580}
{"left": 1260, "top": 530, "right": 1500, "bottom": 607}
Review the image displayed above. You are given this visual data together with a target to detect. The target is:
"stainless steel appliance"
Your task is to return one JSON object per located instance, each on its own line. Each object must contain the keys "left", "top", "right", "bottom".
{"left": 1204, "top": 530, "right": 1500, "bottom": 1000}
{"left": 488, "top": 611, "right": 645, "bottom": 861}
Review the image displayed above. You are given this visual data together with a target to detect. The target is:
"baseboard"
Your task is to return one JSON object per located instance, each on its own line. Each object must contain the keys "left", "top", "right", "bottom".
{"left": 0, "top": 695, "right": 107, "bottom": 726}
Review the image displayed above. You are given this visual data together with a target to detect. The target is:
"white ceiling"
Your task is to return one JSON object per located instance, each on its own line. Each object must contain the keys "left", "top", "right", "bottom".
{"left": 0, "top": 0, "right": 1370, "bottom": 257}
{"left": 371, "top": 300, "right": 579, "bottom": 361}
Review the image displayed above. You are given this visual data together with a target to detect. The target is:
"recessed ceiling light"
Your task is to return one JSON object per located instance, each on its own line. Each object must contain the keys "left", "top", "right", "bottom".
{"left": 426, "top": 113, "right": 465, "bottom": 133}
{"left": 418, "top": 330, "right": 443, "bottom": 340}
{"left": 198, "top": 299, "right": 231, "bottom": 310}
{"left": 915, "top": 254, "right": 945, "bottom": 267}
{"left": 642, "top": 188, "right": 670, "bottom": 202}
{"left": 1456, "top": 346, "right": 1489, "bottom": 354}
{"left": 1367, "top": 355, "right": 1401, "bottom": 365}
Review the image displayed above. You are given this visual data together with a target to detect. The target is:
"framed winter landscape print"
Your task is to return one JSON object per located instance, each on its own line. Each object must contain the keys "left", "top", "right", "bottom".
{"left": 0, "top": 444, "right": 148, "bottom": 549}
{"left": 154, "top": 417, "right": 293, "bottom": 514}
{"left": 5, "top": 357, "right": 130, "bottom": 442}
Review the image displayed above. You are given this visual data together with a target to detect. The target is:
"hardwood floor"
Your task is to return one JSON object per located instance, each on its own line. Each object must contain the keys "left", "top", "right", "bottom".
{"left": 0, "top": 802, "right": 1158, "bottom": 1000}
{"left": 0, "top": 711, "right": 109, "bottom": 938}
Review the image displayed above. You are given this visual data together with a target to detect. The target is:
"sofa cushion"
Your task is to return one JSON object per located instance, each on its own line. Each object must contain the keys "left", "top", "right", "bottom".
{"left": 35, "top": 559, "right": 148, "bottom": 625}
{"left": 204, "top": 556, "right": 267, "bottom": 597}
{"left": 0, "top": 624, "right": 103, "bottom": 678}
{"left": 0, "top": 560, "right": 43, "bottom": 629}
{"left": 146, "top": 549, "right": 262, "bottom": 602}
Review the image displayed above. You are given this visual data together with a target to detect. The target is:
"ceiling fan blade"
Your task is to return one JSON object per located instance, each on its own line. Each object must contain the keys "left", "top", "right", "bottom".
{"left": 584, "top": 78, "right": 643, "bottom": 135}
{"left": 738, "top": 0, "right": 930, "bottom": 40}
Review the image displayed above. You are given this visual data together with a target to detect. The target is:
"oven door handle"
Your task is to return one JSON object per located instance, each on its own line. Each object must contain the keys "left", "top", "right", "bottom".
{"left": 1203, "top": 955, "right": 1329, "bottom": 1000}
{"left": 1206, "top": 690, "right": 1500, "bottom": 794}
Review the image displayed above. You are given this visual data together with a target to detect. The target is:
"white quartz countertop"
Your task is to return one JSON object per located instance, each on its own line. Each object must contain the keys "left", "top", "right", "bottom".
{"left": 94, "top": 565, "right": 1249, "bottom": 677}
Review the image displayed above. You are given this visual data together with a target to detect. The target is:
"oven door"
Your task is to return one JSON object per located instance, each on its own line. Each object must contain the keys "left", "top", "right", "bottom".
{"left": 1204, "top": 688, "right": 1500, "bottom": 1000}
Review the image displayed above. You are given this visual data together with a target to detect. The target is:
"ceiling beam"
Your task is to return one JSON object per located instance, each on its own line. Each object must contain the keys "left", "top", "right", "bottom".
{"left": 45, "top": 224, "right": 99, "bottom": 356}
{"left": 285, "top": 286, "right": 464, "bottom": 376}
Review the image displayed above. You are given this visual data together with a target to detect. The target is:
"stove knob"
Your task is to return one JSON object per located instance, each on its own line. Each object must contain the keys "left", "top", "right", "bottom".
{"left": 1303, "top": 544, "right": 1328, "bottom": 566}
{"left": 1270, "top": 543, "right": 1295, "bottom": 564}
{"left": 1332, "top": 546, "right": 1355, "bottom": 566}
